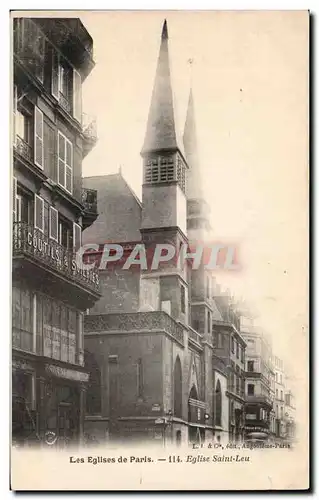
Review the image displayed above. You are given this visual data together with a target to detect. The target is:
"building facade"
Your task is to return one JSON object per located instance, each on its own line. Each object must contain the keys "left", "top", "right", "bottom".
{"left": 240, "top": 316, "right": 273, "bottom": 440}
{"left": 83, "top": 20, "right": 235, "bottom": 446}
{"left": 12, "top": 17, "right": 100, "bottom": 446}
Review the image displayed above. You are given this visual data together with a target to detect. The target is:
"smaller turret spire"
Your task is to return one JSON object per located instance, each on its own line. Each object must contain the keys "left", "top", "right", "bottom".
{"left": 183, "top": 88, "right": 203, "bottom": 199}
{"left": 162, "top": 19, "right": 168, "bottom": 40}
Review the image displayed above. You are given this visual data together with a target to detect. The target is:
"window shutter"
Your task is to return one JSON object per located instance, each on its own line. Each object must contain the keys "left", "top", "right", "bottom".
{"left": 73, "top": 70, "right": 82, "bottom": 123}
{"left": 73, "top": 222, "right": 82, "bottom": 251}
{"left": 13, "top": 86, "right": 17, "bottom": 146}
{"left": 65, "top": 140, "right": 73, "bottom": 193}
{"left": 58, "top": 131, "right": 65, "bottom": 188}
{"left": 49, "top": 206, "right": 58, "bottom": 241}
{"left": 12, "top": 177, "right": 17, "bottom": 222}
{"left": 34, "top": 107, "right": 44, "bottom": 169}
{"left": 52, "top": 50, "right": 59, "bottom": 100}
{"left": 34, "top": 194, "right": 44, "bottom": 232}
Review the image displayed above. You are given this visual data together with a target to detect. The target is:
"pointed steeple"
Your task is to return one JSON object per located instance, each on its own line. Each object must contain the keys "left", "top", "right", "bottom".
{"left": 183, "top": 89, "right": 203, "bottom": 200}
{"left": 141, "top": 20, "right": 181, "bottom": 155}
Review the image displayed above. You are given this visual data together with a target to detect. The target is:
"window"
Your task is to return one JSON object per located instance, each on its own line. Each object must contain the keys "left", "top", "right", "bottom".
{"left": 176, "top": 155, "right": 186, "bottom": 193}
{"left": 16, "top": 192, "right": 31, "bottom": 224}
{"left": 173, "top": 356, "right": 182, "bottom": 418}
{"left": 34, "top": 194, "right": 44, "bottom": 232}
{"left": 236, "top": 376, "right": 239, "bottom": 394}
{"left": 238, "top": 344, "right": 241, "bottom": 360}
{"left": 73, "top": 222, "right": 82, "bottom": 251}
{"left": 159, "top": 156, "right": 175, "bottom": 181}
{"left": 51, "top": 49, "right": 74, "bottom": 114}
{"left": 144, "top": 158, "right": 159, "bottom": 183}
{"left": 85, "top": 351, "right": 101, "bottom": 415}
{"left": 247, "top": 384, "right": 255, "bottom": 396}
{"left": 73, "top": 70, "right": 82, "bottom": 123}
{"left": 206, "top": 276, "right": 210, "bottom": 298}
{"left": 34, "top": 107, "right": 44, "bottom": 169}
{"left": 16, "top": 109, "right": 31, "bottom": 143}
{"left": 58, "top": 131, "right": 73, "bottom": 194}
{"left": 41, "top": 295, "right": 77, "bottom": 364}
{"left": 276, "top": 389, "right": 278, "bottom": 399}
{"left": 231, "top": 336, "right": 234, "bottom": 353}
{"left": 218, "top": 332, "right": 223, "bottom": 348}
{"left": 236, "top": 342, "right": 239, "bottom": 359}
{"left": 59, "top": 218, "right": 72, "bottom": 249}
{"left": 215, "top": 380, "right": 222, "bottom": 427}
{"left": 207, "top": 310, "right": 211, "bottom": 334}
{"left": 280, "top": 390, "right": 283, "bottom": 401}
{"left": 137, "top": 358, "right": 144, "bottom": 399}
{"left": 241, "top": 346, "right": 244, "bottom": 363}
{"left": 49, "top": 207, "right": 58, "bottom": 241}
{"left": 247, "top": 361, "right": 254, "bottom": 372}
{"left": 180, "top": 285, "right": 186, "bottom": 314}
{"left": 12, "top": 178, "right": 17, "bottom": 222}
{"left": 280, "top": 406, "right": 283, "bottom": 418}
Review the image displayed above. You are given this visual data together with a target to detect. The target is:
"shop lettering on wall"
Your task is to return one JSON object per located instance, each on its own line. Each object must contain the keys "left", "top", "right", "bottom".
{"left": 26, "top": 232, "right": 99, "bottom": 285}
{"left": 45, "top": 363, "right": 89, "bottom": 382}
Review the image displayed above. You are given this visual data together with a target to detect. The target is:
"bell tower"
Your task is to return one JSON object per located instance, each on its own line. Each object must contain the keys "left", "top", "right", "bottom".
{"left": 140, "top": 20, "right": 189, "bottom": 326}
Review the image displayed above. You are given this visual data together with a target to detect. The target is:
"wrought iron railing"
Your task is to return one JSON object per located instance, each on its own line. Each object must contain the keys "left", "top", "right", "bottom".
{"left": 85, "top": 311, "right": 184, "bottom": 344}
{"left": 15, "top": 136, "right": 32, "bottom": 162}
{"left": 82, "top": 113, "right": 97, "bottom": 143}
{"left": 59, "top": 91, "right": 72, "bottom": 114}
{"left": 81, "top": 188, "right": 98, "bottom": 213}
{"left": 13, "top": 222, "right": 100, "bottom": 294}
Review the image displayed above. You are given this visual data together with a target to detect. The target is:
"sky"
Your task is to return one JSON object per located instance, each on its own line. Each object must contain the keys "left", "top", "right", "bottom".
{"left": 79, "top": 11, "right": 308, "bottom": 375}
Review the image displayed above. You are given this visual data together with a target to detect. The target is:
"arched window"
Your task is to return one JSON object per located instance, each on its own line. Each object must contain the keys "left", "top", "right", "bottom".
{"left": 215, "top": 379, "right": 222, "bottom": 427}
{"left": 174, "top": 356, "right": 182, "bottom": 418}
{"left": 85, "top": 351, "right": 101, "bottom": 415}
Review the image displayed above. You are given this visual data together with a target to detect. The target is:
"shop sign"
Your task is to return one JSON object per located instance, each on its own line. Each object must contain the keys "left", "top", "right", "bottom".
{"left": 45, "top": 363, "right": 89, "bottom": 382}
{"left": 152, "top": 404, "right": 161, "bottom": 412}
{"left": 26, "top": 230, "right": 99, "bottom": 286}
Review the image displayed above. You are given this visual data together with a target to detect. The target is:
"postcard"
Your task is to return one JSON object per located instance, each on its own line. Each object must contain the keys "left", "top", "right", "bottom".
{"left": 10, "top": 10, "right": 309, "bottom": 491}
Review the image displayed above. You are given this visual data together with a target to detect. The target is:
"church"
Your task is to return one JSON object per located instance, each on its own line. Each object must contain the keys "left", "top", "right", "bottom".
{"left": 82, "top": 20, "right": 247, "bottom": 446}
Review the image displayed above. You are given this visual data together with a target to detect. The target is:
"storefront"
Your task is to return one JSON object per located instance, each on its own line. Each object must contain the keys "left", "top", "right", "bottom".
{"left": 12, "top": 352, "right": 89, "bottom": 447}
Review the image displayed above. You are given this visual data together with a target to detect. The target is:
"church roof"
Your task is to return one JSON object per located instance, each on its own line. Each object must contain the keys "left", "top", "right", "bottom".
{"left": 82, "top": 173, "right": 142, "bottom": 245}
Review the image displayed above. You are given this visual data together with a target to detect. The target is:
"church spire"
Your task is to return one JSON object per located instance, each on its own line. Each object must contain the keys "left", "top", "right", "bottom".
{"left": 183, "top": 89, "right": 209, "bottom": 233}
{"left": 141, "top": 20, "right": 180, "bottom": 155}
{"left": 183, "top": 88, "right": 203, "bottom": 200}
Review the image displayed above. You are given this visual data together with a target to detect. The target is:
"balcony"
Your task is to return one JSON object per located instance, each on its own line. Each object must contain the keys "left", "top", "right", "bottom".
{"left": 85, "top": 311, "right": 184, "bottom": 345}
{"left": 15, "top": 136, "right": 32, "bottom": 162}
{"left": 12, "top": 222, "right": 100, "bottom": 308}
{"left": 246, "top": 394, "right": 273, "bottom": 408}
{"left": 188, "top": 325, "right": 203, "bottom": 349}
{"left": 82, "top": 113, "right": 98, "bottom": 157}
{"left": 82, "top": 187, "right": 98, "bottom": 229}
